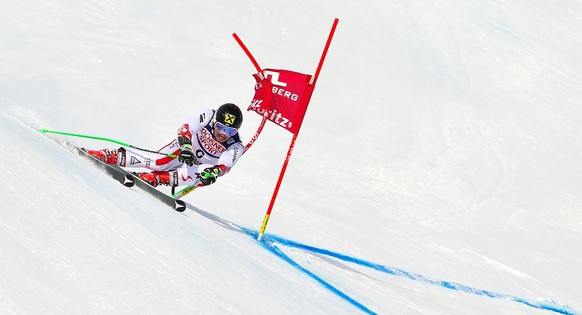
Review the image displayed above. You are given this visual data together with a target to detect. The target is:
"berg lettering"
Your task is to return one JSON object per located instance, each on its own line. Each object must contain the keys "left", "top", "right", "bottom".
{"left": 264, "top": 70, "right": 298, "bottom": 101}
{"left": 272, "top": 86, "right": 298, "bottom": 101}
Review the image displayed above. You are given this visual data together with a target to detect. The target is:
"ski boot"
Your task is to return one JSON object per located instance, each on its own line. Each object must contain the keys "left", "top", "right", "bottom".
{"left": 87, "top": 148, "right": 126, "bottom": 165}
{"left": 136, "top": 171, "right": 178, "bottom": 187}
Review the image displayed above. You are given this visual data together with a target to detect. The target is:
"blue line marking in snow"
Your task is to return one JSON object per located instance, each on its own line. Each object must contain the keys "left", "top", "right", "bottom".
{"left": 239, "top": 227, "right": 577, "bottom": 315}
{"left": 240, "top": 228, "right": 376, "bottom": 314}
{"left": 260, "top": 240, "right": 377, "bottom": 315}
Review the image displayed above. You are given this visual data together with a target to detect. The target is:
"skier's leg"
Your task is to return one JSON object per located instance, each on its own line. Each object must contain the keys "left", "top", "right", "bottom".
{"left": 89, "top": 139, "right": 181, "bottom": 171}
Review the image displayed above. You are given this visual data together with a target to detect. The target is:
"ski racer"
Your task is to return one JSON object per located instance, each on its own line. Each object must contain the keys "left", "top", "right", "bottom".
{"left": 87, "top": 103, "right": 244, "bottom": 188}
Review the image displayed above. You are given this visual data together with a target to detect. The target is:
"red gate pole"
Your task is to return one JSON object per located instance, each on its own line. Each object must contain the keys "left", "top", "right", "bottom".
{"left": 233, "top": 33, "right": 263, "bottom": 74}
{"left": 257, "top": 18, "right": 339, "bottom": 241}
{"left": 314, "top": 18, "right": 339, "bottom": 80}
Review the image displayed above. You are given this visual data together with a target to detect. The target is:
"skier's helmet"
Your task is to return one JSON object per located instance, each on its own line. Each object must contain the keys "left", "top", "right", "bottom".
{"left": 216, "top": 103, "right": 243, "bottom": 129}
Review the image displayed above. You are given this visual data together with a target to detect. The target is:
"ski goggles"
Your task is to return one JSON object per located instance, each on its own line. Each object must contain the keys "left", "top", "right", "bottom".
{"left": 214, "top": 121, "right": 238, "bottom": 138}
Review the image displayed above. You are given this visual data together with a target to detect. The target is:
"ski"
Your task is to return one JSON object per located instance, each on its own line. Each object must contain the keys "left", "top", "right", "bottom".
{"left": 76, "top": 148, "right": 186, "bottom": 212}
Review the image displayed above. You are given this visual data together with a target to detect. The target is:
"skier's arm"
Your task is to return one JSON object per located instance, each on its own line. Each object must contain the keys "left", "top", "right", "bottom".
{"left": 196, "top": 142, "right": 243, "bottom": 186}
{"left": 215, "top": 141, "right": 244, "bottom": 176}
{"left": 177, "top": 109, "right": 215, "bottom": 146}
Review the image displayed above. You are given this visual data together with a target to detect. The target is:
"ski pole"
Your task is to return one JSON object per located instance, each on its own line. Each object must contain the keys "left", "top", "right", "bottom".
{"left": 172, "top": 184, "right": 202, "bottom": 199}
{"left": 39, "top": 129, "right": 177, "bottom": 158}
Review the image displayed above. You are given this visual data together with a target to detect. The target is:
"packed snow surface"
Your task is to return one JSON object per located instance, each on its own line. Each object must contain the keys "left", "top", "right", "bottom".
{"left": 1, "top": 1, "right": 581, "bottom": 314}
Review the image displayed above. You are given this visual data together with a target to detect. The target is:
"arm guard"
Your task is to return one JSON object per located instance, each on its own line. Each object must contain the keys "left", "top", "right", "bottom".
{"left": 177, "top": 124, "right": 193, "bottom": 147}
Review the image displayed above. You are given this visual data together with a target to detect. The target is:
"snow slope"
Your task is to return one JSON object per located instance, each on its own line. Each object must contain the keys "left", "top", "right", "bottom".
{"left": 1, "top": 1, "right": 581, "bottom": 314}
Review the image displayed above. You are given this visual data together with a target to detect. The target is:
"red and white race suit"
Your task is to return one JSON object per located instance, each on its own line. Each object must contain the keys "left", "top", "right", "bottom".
{"left": 121, "top": 108, "right": 243, "bottom": 186}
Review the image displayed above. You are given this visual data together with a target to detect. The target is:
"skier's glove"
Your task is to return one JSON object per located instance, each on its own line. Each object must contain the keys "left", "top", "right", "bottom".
{"left": 178, "top": 143, "right": 196, "bottom": 166}
{"left": 196, "top": 166, "right": 220, "bottom": 186}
